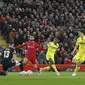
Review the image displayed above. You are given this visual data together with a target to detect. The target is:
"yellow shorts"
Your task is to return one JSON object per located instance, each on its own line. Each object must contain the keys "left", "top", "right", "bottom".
{"left": 46, "top": 56, "right": 55, "bottom": 63}
{"left": 73, "top": 52, "right": 85, "bottom": 63}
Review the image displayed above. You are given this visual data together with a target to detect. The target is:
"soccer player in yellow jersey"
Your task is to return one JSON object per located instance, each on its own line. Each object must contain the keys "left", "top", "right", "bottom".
{"left": 40, "top": 37, "right": 60, "bottom": 75}
{"left": 71, "top": 29, "right": 85, "bottom": 76}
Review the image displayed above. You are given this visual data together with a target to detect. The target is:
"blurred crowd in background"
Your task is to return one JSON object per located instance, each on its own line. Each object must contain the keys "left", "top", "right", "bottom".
{"left": 0, "top": 0, "right": 85, "bottom": 64}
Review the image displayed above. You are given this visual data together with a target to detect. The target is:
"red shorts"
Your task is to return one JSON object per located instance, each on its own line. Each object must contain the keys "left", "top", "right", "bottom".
{"left": 25, "top": 56, "right": 38, "bottom": 64}
{"left": 29, "top": 58, "right": 38, "bottom": 64}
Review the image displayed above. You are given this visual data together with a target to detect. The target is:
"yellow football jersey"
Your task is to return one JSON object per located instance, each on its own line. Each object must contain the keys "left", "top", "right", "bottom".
{"left": 76, "top": 36, "right": 85, "bottom": 52}
{"left": 46, "top": 42, "right": 59, "bottom": 58}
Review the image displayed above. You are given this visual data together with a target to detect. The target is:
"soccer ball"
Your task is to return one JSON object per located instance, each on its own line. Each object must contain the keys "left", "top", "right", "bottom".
{"left": 19, "top": 71, "right": 27, "bottom": 76}
{"left": 26, "top": 70, "right": 33, "bottom": 76}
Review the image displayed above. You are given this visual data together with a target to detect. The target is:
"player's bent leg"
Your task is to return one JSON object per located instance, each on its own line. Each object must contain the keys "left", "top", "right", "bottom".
{"left": 75, "top": 61, "right": 81, "bottom": 72}
{"left": 72, "top": 53, "right": 85, "bottom": 77}
{"left": 31, "top": 59, "right": 40, "bottom": 71}
{"left": 51, "top": 64, "right": 60, "bottom": 76}
{"left": 32, "top": 59, "right": 43, "bottom": 75}
{"left": 49, "top": 58, "right": 60, "bottom": 76}
{"left": 72, "top": 61, "right": 81, "bottom": 76}
{"left": 43, "top": 58, "right": 52, "bottom": 71}
{"left": 34, "top": 64, "right": 40, "bottom": 71}
{"left": 39, "top": 65, "right": 51, "bottom": 75}
{"left": 72, "top": 53, "right": 80, "bottom": 76}
{"left": 39, "top": 59, "right": 51, "bottom": 75}
{"left": 72, "top": 52, "right": 80, "bottom": 64}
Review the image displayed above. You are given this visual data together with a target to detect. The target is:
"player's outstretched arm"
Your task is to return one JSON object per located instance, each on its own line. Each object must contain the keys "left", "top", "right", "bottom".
{"left": 15, "top": 42, "right": 27, "bottom": 48}
{"left": 36, "top": 43, "right": 46, "bottom": 50}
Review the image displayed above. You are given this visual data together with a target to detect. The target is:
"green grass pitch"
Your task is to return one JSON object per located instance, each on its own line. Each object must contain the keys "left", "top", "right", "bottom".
{"left": 0, "top": 72, "right": 85, "bottom": 85}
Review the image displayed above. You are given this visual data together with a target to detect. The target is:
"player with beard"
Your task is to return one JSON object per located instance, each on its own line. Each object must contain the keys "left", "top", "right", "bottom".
{"left": 15, "top": 35, "right": 45, "bottom": 75}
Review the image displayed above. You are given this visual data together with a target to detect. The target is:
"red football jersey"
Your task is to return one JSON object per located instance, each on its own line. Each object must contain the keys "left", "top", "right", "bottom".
{"left": 15, "top": 41, "right": 44, "bottom": 59}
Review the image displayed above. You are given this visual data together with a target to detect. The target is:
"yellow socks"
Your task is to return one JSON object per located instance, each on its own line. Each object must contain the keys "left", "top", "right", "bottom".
{"left": 44, "top": 66, "right": 50, "bottom": 71}
{"left": 74, "top": 66, "right": 80, "bottom": 72}
{"left": 44, "top": 64, "right": 58, "bottom": 73}
{"left": 51, "top": 64, "right": 58, "bottom": 72}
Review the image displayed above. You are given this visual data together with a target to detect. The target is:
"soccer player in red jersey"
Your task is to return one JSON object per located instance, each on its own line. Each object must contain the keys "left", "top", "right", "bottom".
{"left": 15, "top": 35, "right": 45, "bottom": 73}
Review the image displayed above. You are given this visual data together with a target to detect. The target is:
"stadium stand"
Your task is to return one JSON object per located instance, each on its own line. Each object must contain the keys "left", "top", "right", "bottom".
{"left": 0, "top": 0, "right": 85, "bottom": 64}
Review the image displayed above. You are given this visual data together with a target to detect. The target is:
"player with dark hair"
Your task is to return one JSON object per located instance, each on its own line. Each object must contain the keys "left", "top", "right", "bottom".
{"left": 15, "top": 35, "right": 45, "bottom": 75}
{"left": 0, "top": 43, "right": 23, "bottom": 76}
{"left": 71, "top": 29, "right": 85, "bottom": 76}
{"left": 40, "top": 37, "right": 60, "bottom": 75}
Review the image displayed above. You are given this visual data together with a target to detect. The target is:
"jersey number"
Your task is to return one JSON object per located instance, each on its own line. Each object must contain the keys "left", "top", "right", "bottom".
{"left": 4, "top": 51, "right": 10, "bottom": 58}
